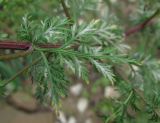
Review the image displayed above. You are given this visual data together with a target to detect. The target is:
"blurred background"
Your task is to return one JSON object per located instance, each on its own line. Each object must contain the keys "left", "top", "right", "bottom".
{"left": 0, "top": 0, "right": 160, "bottom": 123}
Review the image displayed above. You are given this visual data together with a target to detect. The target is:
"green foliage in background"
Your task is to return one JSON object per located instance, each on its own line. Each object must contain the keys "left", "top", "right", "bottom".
{"left": 0, "top": 0, "right": 160, "bottom": 123}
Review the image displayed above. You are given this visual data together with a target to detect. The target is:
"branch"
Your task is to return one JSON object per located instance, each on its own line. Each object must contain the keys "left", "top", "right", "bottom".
{"left": 0, "top": 46, "right": 33, "bottom": 61}
{"left": 0, "top": 41, "right": 31, "bottom": 50}
{"left": 0, "top": 40, "right": 107, "bottom": 61}
{"left": 1, "top": 57, "right": 42, "bottom": 87}
{"left": 0, "top": 40, "right": 64, "bottom": 50}
{"left": 60, "top": 0, "right": 73, "bottom": 26}
{"left": 113, "top": 66, "right": 146, "bottom": 104}
{"left": 0, "top": 40, "right": 79, "bottom": 60}
{"left": 0, "top": 42, "right": 57, "bottom": 61}
{"left": 125, "top": 9, "right": 160, "bottom": 37}
{"left": 60, "top": 0, "right": 71, "bottom": 20}
{"left": 0, "top": 51, "right": 32, "bottom": 61}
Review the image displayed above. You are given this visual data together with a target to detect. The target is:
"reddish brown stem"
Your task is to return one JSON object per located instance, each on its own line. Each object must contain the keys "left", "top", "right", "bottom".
{"left": 125, "top": 9, "right": 160, "bottom": 37}
{"left": 0, "top": 40, "right": 64, "bottom": 50}
{"left": 0, "top": 41, "right": 31, "bottom": 50}
{"left": 1, "top": 10, "right": 159, "bottom": 50}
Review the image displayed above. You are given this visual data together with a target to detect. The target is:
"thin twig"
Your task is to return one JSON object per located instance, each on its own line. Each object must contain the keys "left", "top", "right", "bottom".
{"left": 1, "top": 57, "right": 42, "bottom": 87}
{"left": 60, "top": 0, "right": 71, "bottom": 21}
{"left": 0, "top": 41, "right": 63, "bottom": 50}
{"left": 0, "top": 40, "right": 102, "bottom": 60}
{"left": 125, "top": 9, "right": 160, "bottom": 37}
{"left": 0, "top": 41, "right": 30, "bottom": 50}
{"left": 0, "top": 46, "right": 33, "bottom": 61}
{"left": 60, "top": 0, "right": 73, "bottom": 26}
{"left": 113, "top": 67, "right": 147, "bottom": 104}
{"left": 0, "top": 41, "right": 73, "bottom": 60}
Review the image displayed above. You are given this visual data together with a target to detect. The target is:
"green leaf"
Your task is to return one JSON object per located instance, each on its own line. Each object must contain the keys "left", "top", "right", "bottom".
{"left": 91, "top": 59, "right": 115, "bottom": 83}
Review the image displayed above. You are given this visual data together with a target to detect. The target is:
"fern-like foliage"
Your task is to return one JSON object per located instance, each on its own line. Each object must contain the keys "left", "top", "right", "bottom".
{"left": 17, "top": 15, "right": 137, "bottom": 106}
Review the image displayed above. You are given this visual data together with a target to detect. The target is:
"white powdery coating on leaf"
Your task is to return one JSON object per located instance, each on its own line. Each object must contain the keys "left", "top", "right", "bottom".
{"left": 70, "top": 83, "right": 83, "bottom": 96}
{"left": 104, "top": 86, "right": 120, "bottom": 99}
{"left": 77, "top": 98, "right": 88, "bottom": 113}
